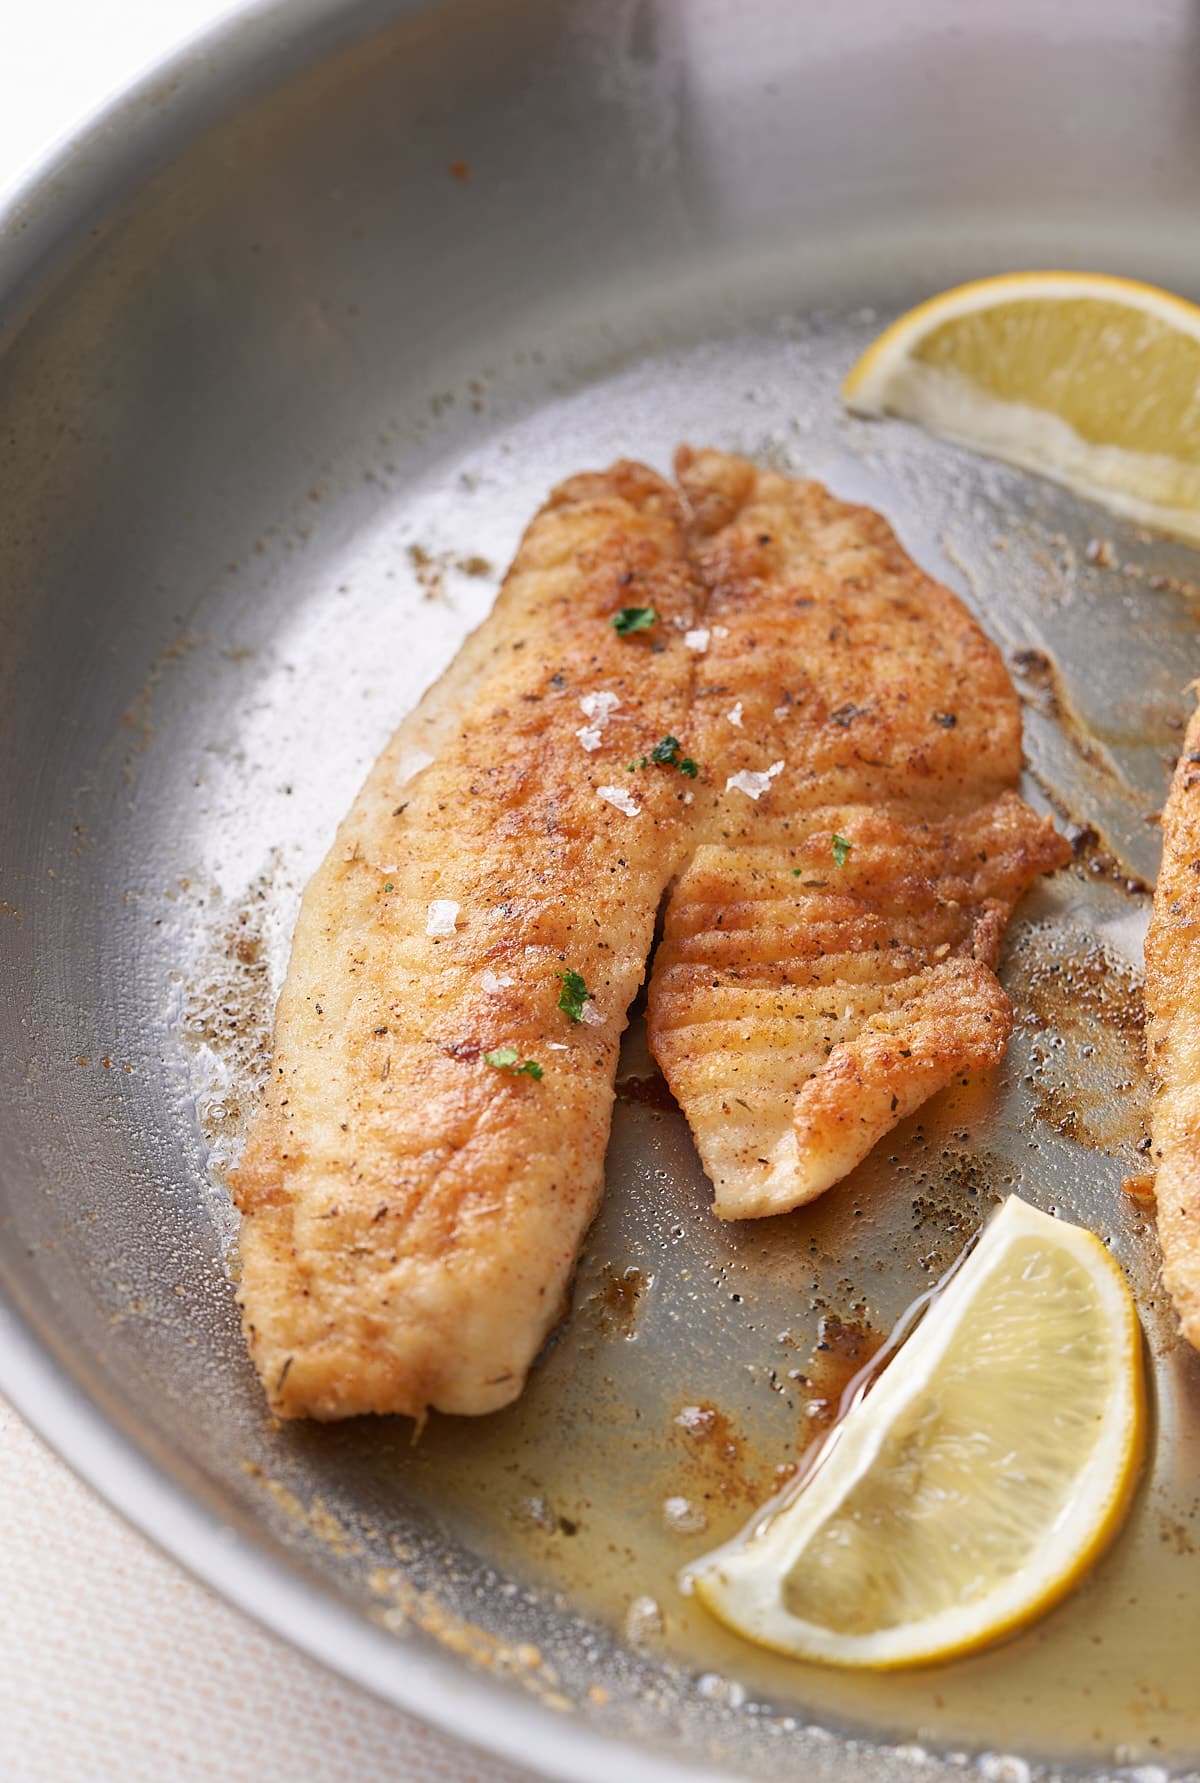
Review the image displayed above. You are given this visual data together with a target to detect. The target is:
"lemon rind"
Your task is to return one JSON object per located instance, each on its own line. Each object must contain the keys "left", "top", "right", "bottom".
{"left": 843, "top": 270, "right": 1200, "bottom": 410}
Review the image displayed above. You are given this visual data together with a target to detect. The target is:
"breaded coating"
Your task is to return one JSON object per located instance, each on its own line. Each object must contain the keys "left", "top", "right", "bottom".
{"left": 233, "top": 463, "right": 705, "bottom": 1418}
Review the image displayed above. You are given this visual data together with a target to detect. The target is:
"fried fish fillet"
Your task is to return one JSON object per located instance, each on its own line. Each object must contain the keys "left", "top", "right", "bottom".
{"left": 233, "top": 462, "right": 706, "bottom": 1419}
{"left": 1145, "top": 700, "right": 1200, "bottom": 1350}
{"left": 647, "top": 448, "right": 1069, "bottom": 1218}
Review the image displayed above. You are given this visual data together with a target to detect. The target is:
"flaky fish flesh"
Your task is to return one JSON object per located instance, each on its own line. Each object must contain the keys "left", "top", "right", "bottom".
{"left": 647, "top": 448, "right": 1068, "bottom": 1218}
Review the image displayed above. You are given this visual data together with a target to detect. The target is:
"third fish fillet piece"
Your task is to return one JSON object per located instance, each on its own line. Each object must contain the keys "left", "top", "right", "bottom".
{"left": 647, "top": 448, "right": 1070, "bottom": 1218}
{"left": 1145, "top": 696, "right": 1200, "bottom": 1351}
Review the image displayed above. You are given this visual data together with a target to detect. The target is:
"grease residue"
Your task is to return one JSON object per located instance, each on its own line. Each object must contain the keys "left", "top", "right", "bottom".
{"left": 671, "top": 1401, "right": 763, "bottom": 1510}
{"left": 1004, "top": 920, "right": 1148, "bottom": 1155}
{"left": 615, "top": 1069, "right": 677, "bottom": 1112}
{"left": 121, "top": 631, "right": 204, "bottom": 780}
{"left": 181, "top": 879, "right": 275, "bottom": 1170}
{"left": 792, "top": 1313, "right": 885, "bottom": 1438}
{"left": 407, "top": 542, "right": 494, "bottom": 604}
{"left": 591, "top": 1264, "right": 650, "bottom": 1338}
{"left": 368, "top": 1569, "right": 575, "bottom": 1714}
{"left": 178, "top": 861, "right": 289, "bottom": 1251}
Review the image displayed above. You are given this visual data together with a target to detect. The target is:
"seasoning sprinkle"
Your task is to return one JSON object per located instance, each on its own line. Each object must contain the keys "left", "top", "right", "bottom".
{"left": 556, "top": 968, "right": 595, "bottom": 1023}
{"left": 484, "top": 1045, "right": 543, "bottom": 1080}
{"left": 832, "top": 833, "right": 853, "bottom": 868}
{"left": 649, "top": 735, "right": 700, "bottom": 777}
{"left": 612, "top": 606, "right": 658, "bottom": 636}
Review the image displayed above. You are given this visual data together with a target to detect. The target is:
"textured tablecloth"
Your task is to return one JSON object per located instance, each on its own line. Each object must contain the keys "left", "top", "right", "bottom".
{"left": 1, "top": 5, "right": 530, "bottom": 1778}
{"left": 0, "top": 1399, "right": 529, "bottom": 1782}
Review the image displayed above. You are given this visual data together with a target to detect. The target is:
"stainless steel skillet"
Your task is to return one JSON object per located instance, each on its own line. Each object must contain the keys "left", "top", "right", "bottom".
{"left": 2, "top": 2, "right": 1200, "bottom": 1777}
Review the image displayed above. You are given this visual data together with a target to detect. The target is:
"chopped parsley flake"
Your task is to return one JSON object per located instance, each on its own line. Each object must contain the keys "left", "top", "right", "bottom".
{"left": 792, "top": 868, "right": 802, "bottom": 876}
{"left": 648, "top": 736, "right": 701, "bottom": 777}
{"left": 832, "top": 833, "right": 853, "bottom": 868}
{"left": 556, "top": 968, "right": 594, "bottom": 1023}
{"left": 612, "top": 606, "right": 658, "bottom": 636}
{"left": 383, "top": 881, "right": 394, "bottom": 892}
{"left": 484, "top": 1045, "right": 543, "bottom": 1080}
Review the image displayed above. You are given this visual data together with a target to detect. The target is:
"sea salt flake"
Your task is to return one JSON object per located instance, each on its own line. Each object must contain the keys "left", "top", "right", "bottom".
{"left": 712, "top": 625, "right": 729, "bottom": 637}
{"left": 576, "top": 690, "right": 620, "bottom": 752}
{"left": 725, "top": 760, "right": 785, "bottom": 800}
{"left": 598, "top": 784, "right": 640, "bottom": 817}
{"left": 480, "top": 968, "right": 514, "bottom": 994}
{"left": 579, "top": 690, "right": 620, "bottom": 722}
{"left": 727, "top": 701, "right": 744, "bottom": 727}
{"left": 580, "top": 1001, "right": 604, "bottom": 1026}
{"left": 425, "top": 899, "right": 460, "bottom": 937}
{"left": 683, "top": 628, "right": 710, "bottom": 652}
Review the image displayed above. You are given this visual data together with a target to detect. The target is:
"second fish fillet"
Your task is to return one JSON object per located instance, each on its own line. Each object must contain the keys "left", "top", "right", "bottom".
{"left": 647, "top": 448, "right": 1069, "bottom": 1218}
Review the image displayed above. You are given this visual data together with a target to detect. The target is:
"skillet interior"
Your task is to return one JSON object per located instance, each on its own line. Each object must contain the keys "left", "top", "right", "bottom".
{"left": 2, "top": 3, "right": 1200, "bottom": 1776}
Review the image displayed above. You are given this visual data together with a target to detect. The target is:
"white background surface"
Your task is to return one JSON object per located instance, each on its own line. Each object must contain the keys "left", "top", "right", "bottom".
{"left": 2, "top": 6, "right": 529, "bottom": 1779}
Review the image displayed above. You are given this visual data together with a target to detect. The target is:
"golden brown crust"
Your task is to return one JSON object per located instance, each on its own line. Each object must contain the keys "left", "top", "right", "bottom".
{"left": 233, "top": 461, "right": 707, "bottom": 1418}
{"left": 790, "top": 958, "right": 1012, "bottom": 1201}
{"left": 1145, "top": 700, "right": 1200, "bottom": 1349}
{"left": 647, "top": 449, "right": 1068, "bottom": 1218}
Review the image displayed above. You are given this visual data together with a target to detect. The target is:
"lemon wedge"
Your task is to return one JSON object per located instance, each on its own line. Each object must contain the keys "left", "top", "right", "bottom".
{"left": 843, "top": 271, "right": 1200, "bottom": 542}
{"left": 686, "top": 1197, "right": 1145, "bottom": 1669}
